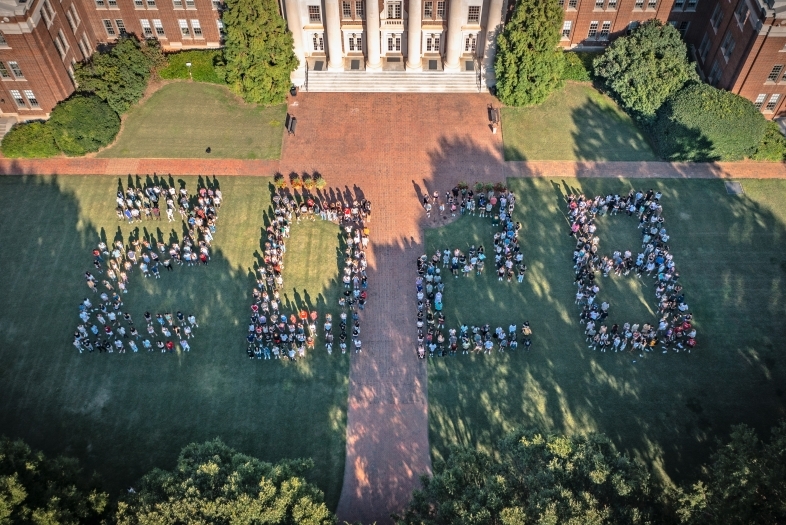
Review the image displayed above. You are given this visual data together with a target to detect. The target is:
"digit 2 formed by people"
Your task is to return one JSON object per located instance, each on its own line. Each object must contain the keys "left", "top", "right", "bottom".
{"left": 569, "top": 189, "right": 696, "bottom": 356}
{"left": 75, "top": 176, "right": 220, "bottom": 355}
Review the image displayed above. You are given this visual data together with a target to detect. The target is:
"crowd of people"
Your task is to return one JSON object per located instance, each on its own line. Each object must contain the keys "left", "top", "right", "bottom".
{"left": 568, "top": 189, "right": 696, "bottom": 355}
{"left": 75, "top": 177, "right": 220, "bottom": 354}
{"left": 246, "top": 191, "right": 371, "bottom": 361}
{"left": 416, "top": 187, "right": 533, "bottom": 358}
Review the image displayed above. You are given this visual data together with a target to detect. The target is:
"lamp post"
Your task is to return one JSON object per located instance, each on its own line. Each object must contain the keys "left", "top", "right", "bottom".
{"left": 185, "top": 62, "right": 192, "bottom": 81}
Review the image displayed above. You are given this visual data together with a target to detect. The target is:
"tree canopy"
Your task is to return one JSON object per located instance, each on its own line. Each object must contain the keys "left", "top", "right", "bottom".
{"left": 0, "top": 437, "right": 108, "bottom": 525}
{"left": 593, "top": 20, "right": 696, "bottom": 119}
{"left": 675, "top": 421, "right": 786, "bottom": 525}
{"left": 494, "top": 0, "right": 565, "bottom": 107}
{"left": 222, "top": 0, "right": 298, "bottom": 105}
{"left": 651, "top": 81, "right": 767, "bottom": 161}
{"left": 397, "top": 429, "right": 661, "bottom": 525}
{"left": 74, "top": 36, "right": 163, "bottom": 114}
{"left": 48, "top": 94, "right": 120, "bottom": 156}
{"left": 115, "top": 439, "right": 333, "bottom": 525}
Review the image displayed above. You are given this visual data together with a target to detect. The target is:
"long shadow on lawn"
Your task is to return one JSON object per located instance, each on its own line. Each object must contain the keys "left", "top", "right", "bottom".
{"left": 425, "top": 140, "right": 786, "bottom": 487}
{"left": 0, "top": 175, "right": 350, "bottom": 509}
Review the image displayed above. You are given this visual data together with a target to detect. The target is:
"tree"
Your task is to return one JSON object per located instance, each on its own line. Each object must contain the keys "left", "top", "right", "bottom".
{"left": 675, "top": 421, "right": 786, "bottom": 525}
{"left": 752, "top": 121, "right": 786, "bottom": 161}
{"left": 0, "top": 121, "right": 60, "bottom": 158}
{"left": 222, "top": 0, "right": 297, "bottom": 105}
{"left": 397, "top": 429, "right": 662, "bottom": 525}
{"left": 651, "top": 82, "right": 767, "bottom": 161}
{"left": 0, "top": 436, "right": 109, "bottom": 524}
{"left": 49, "top": 95, "right": 120, "bottom": 156}
{"left": 75, "top": 36, "right": 161, "bottom": 114}
{"left": 593, "top": 20, "right": 696, "bottom": 119}
{"left": 115, "top": 439, "right": 334, "bottom": 525}
{"left": 494, "top": 0, "right": 565, "bottom": 107}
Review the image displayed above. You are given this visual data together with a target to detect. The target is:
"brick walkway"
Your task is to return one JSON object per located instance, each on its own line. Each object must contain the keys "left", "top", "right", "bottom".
{"left": 3, "top": 92, "right": 786, "bottom": 524}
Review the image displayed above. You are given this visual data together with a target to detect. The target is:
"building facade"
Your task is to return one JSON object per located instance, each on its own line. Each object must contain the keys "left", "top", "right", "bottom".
{"left": 2, "top": 0, "right": 786, "bottom": 122}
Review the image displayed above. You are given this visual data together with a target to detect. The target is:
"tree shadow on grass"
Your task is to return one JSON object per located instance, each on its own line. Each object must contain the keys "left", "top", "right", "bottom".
{"left": 424, "top": 136, "right": 786, "bottom": 489}
{"left": 0, "top": 175, "right": 351, "bottom": 510}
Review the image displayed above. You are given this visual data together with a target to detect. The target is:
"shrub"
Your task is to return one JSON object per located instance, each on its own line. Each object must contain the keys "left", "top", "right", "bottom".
{"left": 562, "top": 51, "right": 596, "bottom": 82}
{"left": 1, "top": 121, "right": 60, "bottom": 158}
{"left": 594, "top": 20, "right": 696, "bottom": 119}
{"left": 290, "top": 173, "right": 302, "bottom": 189}
{"left": 314, "top": 173, "right": 326, "bottom": 189}
{"left": 49, "top": 95, "right": 120, "bottom": 156}
{"left": 651, "top": 82, "right": 767, "bottom": 162}
{"left": 158, "top": 50, "right": 226, "bottom": 84}
{"left": 75, "top": 35, "right": 159, "bottom": 114}
{"left": 752, "top": 121, "right": 786, "bottom": 162}
{"left": 273, "top": 173, "right": 287, "bottom": 189}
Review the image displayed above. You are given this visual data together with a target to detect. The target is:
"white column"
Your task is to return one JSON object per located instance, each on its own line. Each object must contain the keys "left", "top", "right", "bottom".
{"left": 284, "top": 0, "right": 306, "bottom": 85}
{"left": 406, "top": 0, "right": 422, "bottom": 70}
{"left": 443, "top": 0, "right": 463, "bottom": 72}
{"left": 481, "top": 0, "right": 504, "bottom": 85}
{"left": 366, "top": 0, "right": 382, "bottom": 70}
{"left": 325, "top": 0, "right": 344, "bottom": 70}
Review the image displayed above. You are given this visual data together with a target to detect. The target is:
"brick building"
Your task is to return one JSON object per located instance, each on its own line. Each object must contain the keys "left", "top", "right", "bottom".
{"left": 2, "top": 0, "right": 785, "bottom": 121}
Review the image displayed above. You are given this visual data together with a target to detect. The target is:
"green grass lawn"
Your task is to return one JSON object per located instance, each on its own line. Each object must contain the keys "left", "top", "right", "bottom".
{"left": 426, "top": 178, "right": 786, "bottom": 486}
{"left": 98, "top": 83, "right": 286, "bottom": 159}
{"left": 0, "top": 176, "right": 348, "bottom": 509}
{"left": 502, "top": 83, "right": 657, "bottom": 162}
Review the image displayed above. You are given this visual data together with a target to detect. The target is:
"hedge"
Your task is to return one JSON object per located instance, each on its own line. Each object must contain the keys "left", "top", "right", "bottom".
{"left": 752, "top": 121, "right": 786, "bottom": 162}
{"left": 158, "top": 50, "right": 226, "bottom": 84}
{"left": 562, "top": 51, "right": 596, "bottom": 82}
{"left": 1, "top": 121, "right": 60, "bottom": 158}
{"left": 49, "top": 95, "right": 120, "bottom": 156}
{"left": 651, "top": 82, "right": 767, "bottom": 162}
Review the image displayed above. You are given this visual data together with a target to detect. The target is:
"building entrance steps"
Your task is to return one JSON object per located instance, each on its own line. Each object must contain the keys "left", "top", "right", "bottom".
{"left": 306, "top": 70, "right": 480, "bottom": 93}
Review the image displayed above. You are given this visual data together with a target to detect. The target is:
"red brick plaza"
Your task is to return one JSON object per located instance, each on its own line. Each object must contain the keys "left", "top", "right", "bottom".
{"left": 4, "top": 92, "right": 785, "bottom": 524}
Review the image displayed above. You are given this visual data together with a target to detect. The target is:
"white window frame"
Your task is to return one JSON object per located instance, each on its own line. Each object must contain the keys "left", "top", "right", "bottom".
{"left": 141, "top": 19, "right": 153, "bottom": 36}
{"left": 308, "top": 5, "right": 321, "bottom": 23}
{"left": 10, "top": 89, "right": 24, "bottom": 107}
{"left": 754, "top": 93, "right": 766, "bottom": 109}
{"left": 766, "top": 94, "right": 781, "bottom": 111}
{"left": 103, "top": 19, "right": 116, "bottom": 36}
{"left": 467, "top": 5, "right": 480, "bottom": 24}
{"left": 23, "top": 90, "right": 39, "bottom": 108}
{"left": 562, "top": 20, "right": 572, "bottom": 38}
{"left": 8, "top": 61, "right": 23, "bottom": 78}
{"left": 154, "top": 19, "right": 165, "bottom": 36}
{"left": 588, "top": 20, "right": 598, "bottom": 38}
{"left": 600, "top": 20, "right": 611, "bottom": 39}
{"left": 178, "top": 19, "right": 190, "bottom": 37}
{"left": 190, "top": 19, "right": 202, "bottom": 37}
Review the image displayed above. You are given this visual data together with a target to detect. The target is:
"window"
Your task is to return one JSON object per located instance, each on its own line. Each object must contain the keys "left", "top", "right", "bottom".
{"left": 710, "top": 3, "right": 723, "bottom": 30}
{"left": 141, "top": 19, "right": 152, "bottom": 36}
{"left": 464, "top": 33, "right": 476, "bottom": 52}
{"left": 424, "top": 0, "right": 432, "bottom": 17}
{"left": 154, "top": 19, "right": 165, "bottom": 36}
{"left": 588, "top": 21, "right": 598, "bottom": 38}
{"left": 68, "top": 64, "right": 75, "bottom": 85}
{"left": 95, "top": 0, "right": 104, "bottom": 6}
{"left": 342, "top": 1, "right": 351, "bottom": 17}
{"left": 41, "top": 0, "right": 52, "bottom": 25}
{"left": 708, "top": 59, "right": 721, "bottom": 85}
{"left": 185, "top": 0, "right": 195, "bottom": 7}
{"left": 58, "top": 30, "right": 69, "bottom": 52}
{"left": 678, "top": 20, "right": 689, "bottom": 35}
{"left": 179, "top": 19, "right": 190, "bottom": 36}
{"left": 173, "top": 0, "right": 182, "bottom": 7}
{"left": 191, "top": 19, "right": 201, "bottom": 36}
{"left": 721, "top": 31, "right": 735, "bottom": 60}
{"left": 562, "top": 20, "right": 572, "bottom": 38}
{"left": 627, "top": 20, "right": 639, "bottom": 34}
{"left": 698, "top": 32, "right": 710, "bottom": 61}
{"left": 647, "top": 0, "right": 656, "bottom": 8}
{"left": 608, "top": 0, "right": 617, "bottom": 8}
{"left": 436, "top": 1, "right": 445, "bottom": 17}
{"left": 135, "top": 0, "right": 143, "bottom": 7}
{"left": 766, "top": 94, "right": 780, "bottom": 111}
{"left": 108, "top": 0, "right": 117, "bottom": 7}
{"left": 312, "top": 33, "right": 323, "bottom": 51}
{"left": 558, "top": 0, "right": 564, "bottom": 6}
{"left": 768, "top": 65, "right": 783, "bottom": 82}
{"left": 426, "top": 33, "right": 440, "bottom": 51}
{"left": 147, "top": 0, "right": 156, "bottom": 7}
{"left": 212, "top": 0, "right": 221, "bottom": 7}
{"left": 69, "top": 5, "right": 81, "bottom": 27}
{"left": 66, "top": 10, "right": 77, "bottom": 30}
{"left": 23, "top": 90, "right": 38, "bottom": 107}
{"left": 673, "top": 0, "right": 684, "bottom": 7}
{"left": 77, "top": 39, "right": 86, "bottom": 56}
{"left": 0, "top": 32, "right": 6, "bottom": 46}
{"left": 467, "top": 5, "right": 479, "bottom": 23}
{"left": 600, "top": 21, "right": 611, "bottom": 38}
{"left": 687, "top": 0, "right": 697, "bottom": 9}
{"left": 735, "top": 0, "right": 749, "bottom": 25}
{"left": 217, "top": 19, "right": 224, "bottom": 37}
{"left": 8, "top": 61, "right": 23, "bottom": 78}
{"left": 635, "top": 0, "right": 643, "bottom": 7}
{"left": 0, "top": 63, "right": 9, "bottom": 78}
{"left": 595, "top": 0, "right": 603, "bottom": 8}
{"left": 387, "top": 2, "right": 401, "bottom": 19}
{"left": 10, "top": 90, "right": 24, "bottom": 107}
{"left": 568, "top": 0, "right": 578, "bottom": 7}
{"left": 81, "top": 32, "right": 92, "bottom": 53}
{"left": 754, "top": 93, "right": 766, "bottom": 109}
{"left": 115, "top": 19, "right": 126, "bottom": 34}
{"left": 348, "top": 33, "right": 361, "bottom": 51}
{"left": 355, "top": 1, "right": 363, "bottom": 17}
{"left": 308, "top": 5, "right": 321, "bottom": 22}
{"left": 103, "top": 18, "right": 115, "bottom": 34}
